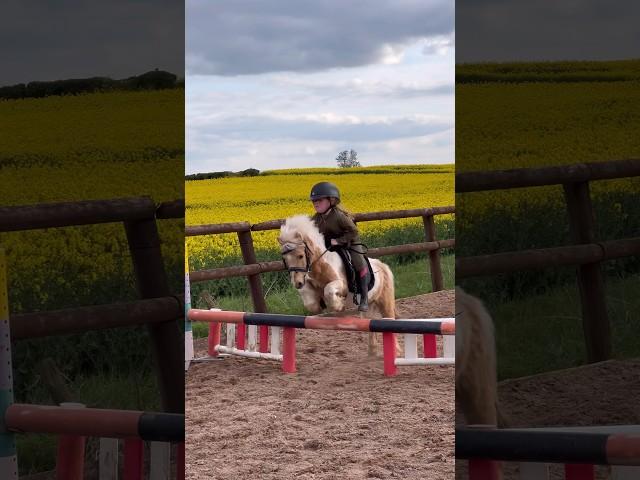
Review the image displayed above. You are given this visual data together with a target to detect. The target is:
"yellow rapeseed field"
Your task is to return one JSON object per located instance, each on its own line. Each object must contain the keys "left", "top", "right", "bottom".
{"left": 456, "top": 81, "right": 640, "bottom": 219}
{"left": 1, "top": 88, "right": 185, "bottom": 474}
{"left": 186, "top": 166, "right": 454, "bottom": 268}
{"left": 0, "top": 89, "right": 184, "bottom": 311}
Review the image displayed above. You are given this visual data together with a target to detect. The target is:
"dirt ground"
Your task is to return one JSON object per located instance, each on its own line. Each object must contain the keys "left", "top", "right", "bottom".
{"left": 186, "top": 290, "right": 455, "bottom": 480}
{"left": 456, "top": 358, "right": 640, "bottom": 479}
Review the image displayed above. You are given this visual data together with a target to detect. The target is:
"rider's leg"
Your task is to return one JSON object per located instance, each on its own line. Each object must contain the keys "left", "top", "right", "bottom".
{"left": 351, "top": 253, "right": 369, "bottom": 312}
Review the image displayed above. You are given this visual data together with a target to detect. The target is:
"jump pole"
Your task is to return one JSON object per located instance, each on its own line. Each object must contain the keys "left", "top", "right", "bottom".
{"left": 0, "top": 250, "right": 18, "bottom": 479}
{"left": 208, "top": 312, "right": 222, "bottom": 358}
{"left": 382, "top": 332, "right": 397, "bottom": 376}
{"left": 185, "top": 247, "right": 222, "bottom": 363}
{"left": 282, "top": 327, "right": 296, "bottom": 373}
{"left": 185, "top": 244, "right": 193, "bottom": 370}
{"left": 55, "top": 403, "right": 87, "bottom": 480}
{"left": 458, "top": 425, "right": 640, "bottom": 480}
{"left": 188, "top": 309, "right": 455, "bottom": 376}
{"left": 424, "top": 333, "right": 437, "bottom": 358}
{"left": 123, "top": 438, "right": 144, "bottom": 479}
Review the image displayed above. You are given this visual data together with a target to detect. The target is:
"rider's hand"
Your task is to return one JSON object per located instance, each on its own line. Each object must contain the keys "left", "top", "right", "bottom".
{"left": 330, "top": 239, "right": 338, "bottom": 246}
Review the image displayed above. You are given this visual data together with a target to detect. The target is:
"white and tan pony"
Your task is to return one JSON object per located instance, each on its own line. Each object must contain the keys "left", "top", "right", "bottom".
{"left": 278, "top": 215, "right": 396, "bottom": 354}
{"left": 456, "top": 287, "right": 507, "bottom": 428}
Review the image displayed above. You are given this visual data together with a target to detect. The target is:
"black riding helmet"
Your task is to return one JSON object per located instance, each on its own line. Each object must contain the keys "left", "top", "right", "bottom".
{"left": 310, "top": 182, "right": 341, "bottom": 203}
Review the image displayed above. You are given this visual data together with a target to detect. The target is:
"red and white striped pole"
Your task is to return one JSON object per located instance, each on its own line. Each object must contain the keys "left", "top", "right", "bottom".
{"left": 55, "top": 402, "right": 86, "bottom": 480}
{"left": 176, "top": 442, "right": 185, "bottom": 480}
{"left": 0, "top": 250, "right": 18, "bottom": 479}
{"left": 468, "top": 459, "right": 501, "bottom": 480}
{"left": 56, "top": 435, "right": 85, "bottom": 480}
{"left": 282, "top": 327, "right": 296, "bottom": 373}
{"left": 208, "top": 322, "right": 221, "bottom": 357}
{"left": 123, "top": 437, "right": 144, "bottom": 480}
{"left": 564, "top": 464, "right": 595, "bottom": 480}
{"left": 259, "top": 325, "right": 269, "bottom": 353}
{"left": 423, "top": 333, "right": 437, "bottom": 358}
{"left": 236, "top": 323, "right": 246, "bottom": 350}
{"left": 382, "top": 332, "right": 397, "bottom": 376}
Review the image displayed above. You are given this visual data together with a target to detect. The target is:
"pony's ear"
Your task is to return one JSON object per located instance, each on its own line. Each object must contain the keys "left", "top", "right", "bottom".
{"left": 277, "top": 236, "right": 285, "bottom": 245}
{"left": 294, "top": 231, "right": 303, "bottom": 241}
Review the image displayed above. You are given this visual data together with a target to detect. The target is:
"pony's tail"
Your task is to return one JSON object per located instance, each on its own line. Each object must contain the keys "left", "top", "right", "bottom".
{"left": 377, "top": 262, "right": 396, "bottom": 319}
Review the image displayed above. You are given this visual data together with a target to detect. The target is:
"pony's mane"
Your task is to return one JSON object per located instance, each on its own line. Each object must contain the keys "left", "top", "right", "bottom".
{"left": 280, "top": 214, "right": 325, "bottom": 247}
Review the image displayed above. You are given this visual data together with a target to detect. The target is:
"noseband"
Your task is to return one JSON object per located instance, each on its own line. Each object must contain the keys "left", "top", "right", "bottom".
{"left": 281, "top": 242, "right": 312, "bottom": 274}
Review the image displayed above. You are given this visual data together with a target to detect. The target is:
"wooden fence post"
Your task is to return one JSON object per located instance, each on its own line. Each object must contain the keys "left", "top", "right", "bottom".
{"left": 423, "top": 215, "right": 444, "bottom": 291}
{"left": 237, "top": 230, "right": 269, "bottom": 352}
{"left": 125, "top": 215, "right": 184, "bottom": 414}
{"left": 563, "top": 181, "right": 611, "bottom": 362}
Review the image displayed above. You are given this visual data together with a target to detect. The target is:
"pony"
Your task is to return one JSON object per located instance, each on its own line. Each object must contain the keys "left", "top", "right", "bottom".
{"left": 278, "top": 214, "right": 396, "bottom": 355}
{"left": 455, "top": 287, "right": 507, "bottom": 428}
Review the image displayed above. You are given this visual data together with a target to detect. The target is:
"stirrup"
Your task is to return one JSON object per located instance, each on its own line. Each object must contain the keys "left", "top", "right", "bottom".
{"left": 357, "top": 292, "right": 369, "bottom": 312}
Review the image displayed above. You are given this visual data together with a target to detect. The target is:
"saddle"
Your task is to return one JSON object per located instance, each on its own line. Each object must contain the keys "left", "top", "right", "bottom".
{"left": 333, "top": 245, "right": 375, "bottom": 295}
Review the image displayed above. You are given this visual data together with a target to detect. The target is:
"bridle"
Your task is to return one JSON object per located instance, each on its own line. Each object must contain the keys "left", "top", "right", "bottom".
{"left": 281, "top": 242, "right": 312, "bottom": 274}
{"left": 281, "top": 242, "right": 331, "bottom": 277}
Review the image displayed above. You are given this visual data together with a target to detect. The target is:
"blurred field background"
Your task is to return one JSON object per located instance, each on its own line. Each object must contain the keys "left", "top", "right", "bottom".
{"left": 456, "top": 60, "right": 640, "bottom": 379}
{"left": 0, "top": 88, "right": 184, "bottom": 474}
{"left": 186, "top": 165, "right": 455, "bottom": 335}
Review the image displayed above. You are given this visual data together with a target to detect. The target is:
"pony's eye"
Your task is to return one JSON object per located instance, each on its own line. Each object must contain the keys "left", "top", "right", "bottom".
{"left": 298, "top": 255, "right": 303, "bottom": 259}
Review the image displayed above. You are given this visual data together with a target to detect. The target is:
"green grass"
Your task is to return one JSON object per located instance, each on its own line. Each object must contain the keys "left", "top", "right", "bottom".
{"left": 485, "top": 274, "right": 640, "bottom": 381}
{"left": 456, "top": 60, "right": 640, "bottom": 381}
{"left": 192, "top": 255, "right": 454, "bottom": 338}
{"left": 456, "top": 75, "right": 640, "bottom": 306}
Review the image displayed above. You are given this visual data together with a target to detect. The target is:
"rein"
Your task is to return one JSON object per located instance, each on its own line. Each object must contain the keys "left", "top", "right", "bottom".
{"left": 281, "top": 242, "right": 330, "bottom": 274}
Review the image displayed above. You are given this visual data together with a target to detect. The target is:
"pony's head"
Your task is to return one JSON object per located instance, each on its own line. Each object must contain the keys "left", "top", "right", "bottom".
{"left": 278, "top": 215, "right": 324, "bottom": 289}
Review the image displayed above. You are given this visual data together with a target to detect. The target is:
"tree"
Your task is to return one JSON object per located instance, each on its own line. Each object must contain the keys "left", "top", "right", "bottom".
{"left": 336, "top": 149, "right": 360, "bottom": 168}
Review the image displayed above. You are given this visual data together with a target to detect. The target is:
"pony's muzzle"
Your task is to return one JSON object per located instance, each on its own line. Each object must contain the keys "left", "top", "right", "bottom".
{"left": 295, "top": 281, "right": 304, "bottom": 289}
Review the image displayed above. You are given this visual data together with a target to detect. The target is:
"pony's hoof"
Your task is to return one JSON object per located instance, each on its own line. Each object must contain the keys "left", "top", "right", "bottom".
{"left": 358, "top": 305, "right": 369, "bottom": 312}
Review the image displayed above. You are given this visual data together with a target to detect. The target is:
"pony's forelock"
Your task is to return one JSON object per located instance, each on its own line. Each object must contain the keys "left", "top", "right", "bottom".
{"left": 280, "top": 215, "right": 325, "bottom": 247}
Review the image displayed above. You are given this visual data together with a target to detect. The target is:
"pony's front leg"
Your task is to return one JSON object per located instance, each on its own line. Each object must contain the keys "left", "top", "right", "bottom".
{"left": 323, "top": 280, "right": 347, "bottom": 313}
{"left": 300, "top": 284, "right": 323, "bottom": 314}
{"left": 367, "top": 332, "right": 377, "bottom": 357}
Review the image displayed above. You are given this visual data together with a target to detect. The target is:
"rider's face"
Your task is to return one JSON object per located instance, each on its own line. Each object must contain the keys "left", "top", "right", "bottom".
{"left": 312, "top": 197, "right": 331, "bottom": 214}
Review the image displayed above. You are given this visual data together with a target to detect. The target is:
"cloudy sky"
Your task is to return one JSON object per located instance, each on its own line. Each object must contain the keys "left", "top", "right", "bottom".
{"left": 186, "top": 0, "right": 455, "bottom": 174}
{"left": 457, "top": 0, "right": 640, "bottom": 62}
{"left": 1, "top": 0, "right": 184, "bottom": 85}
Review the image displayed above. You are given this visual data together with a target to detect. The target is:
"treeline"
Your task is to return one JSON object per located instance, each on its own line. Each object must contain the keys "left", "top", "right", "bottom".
{"left": 186, "top": 164, "right": 454, "bottom": 180}
{"left": 185, "top": 168, "right": 260, "bottom": 181}
{"left": 457, "top": 59, "right": 640, "bottom": 84}
{"left": 0, "top": 70, "right": 182, "bottom": 100}
{"left": 262, "top": 165, "right": 452, "bottom": 176}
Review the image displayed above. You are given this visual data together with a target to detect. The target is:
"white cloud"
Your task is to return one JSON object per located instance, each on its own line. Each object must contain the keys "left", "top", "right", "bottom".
{"left": 190, "top": 111, "right": 451, "bottom": 143}
{"left": 186, "top": 0, "right": 453, "bottom": 75}
{"left": 186, "top": 3, "right": 454, "bottom": 173}
{"left": 422, "top": 33, "right": 455, "bottom": 56}
{"left": 379, "top": 44, "right": 407, "bottom": 65}
{"left": 456, "top": 0, "right": 639, "bottom": 62}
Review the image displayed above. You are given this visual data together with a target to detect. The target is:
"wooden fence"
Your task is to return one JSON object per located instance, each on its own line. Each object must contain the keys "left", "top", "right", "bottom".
{"left": 456, "top": 158, "right": 640, "bottom": 363}
{"left": 0, "top": 197, "right": 185, "bottom": 478}
{"left": 186, "top": 206, "right": 455, "bottom": 314}
{"left": 0, "top": 196, "right": 185, "bottom": 413}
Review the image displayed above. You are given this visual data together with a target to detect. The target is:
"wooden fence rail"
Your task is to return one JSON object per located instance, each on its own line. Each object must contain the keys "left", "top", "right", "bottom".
{"left": 186, "top": 206, "right": 455, "bottom": 314}
{"left": 456, "top": 158, "right": 640, "bottom": 192}
{"left": 456, "top": 158, "right": 640, "bottom": 363}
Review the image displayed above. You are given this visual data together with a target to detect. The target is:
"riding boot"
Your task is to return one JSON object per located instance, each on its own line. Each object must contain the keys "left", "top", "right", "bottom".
{"left": 357, "top": 271, "right": 370, "bottom": 312}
